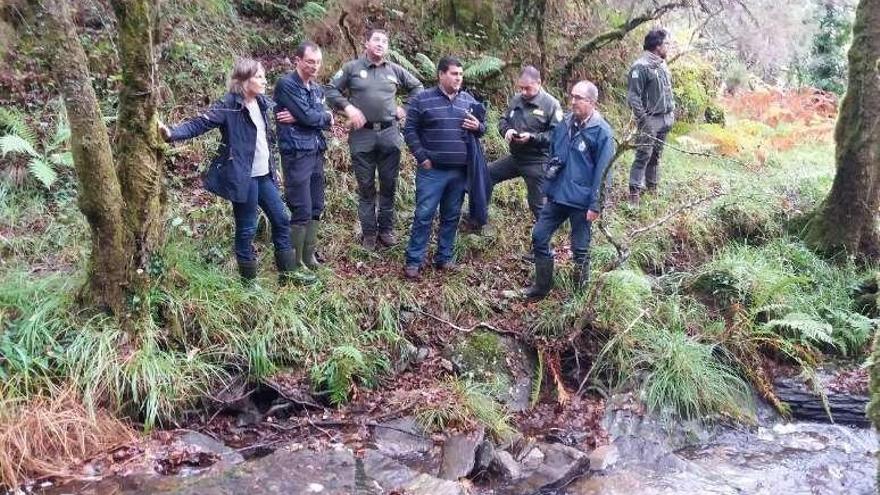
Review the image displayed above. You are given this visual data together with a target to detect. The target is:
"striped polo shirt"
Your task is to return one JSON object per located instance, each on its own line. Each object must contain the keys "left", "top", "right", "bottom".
{"left": 403, "top": 87, "right": 484, "bottom": 168}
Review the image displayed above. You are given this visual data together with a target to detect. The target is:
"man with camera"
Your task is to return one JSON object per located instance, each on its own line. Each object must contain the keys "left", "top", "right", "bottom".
{"left": 523, "top": 80, "right": 615, "bottom": 300}
{"left": 489, "top": 66, "right": 563, "bottom": 222}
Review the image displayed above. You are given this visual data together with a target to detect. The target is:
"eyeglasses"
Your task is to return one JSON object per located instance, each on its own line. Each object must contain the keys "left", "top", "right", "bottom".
{"left": 569, "top": 94, "right": 593, "bottom": 102}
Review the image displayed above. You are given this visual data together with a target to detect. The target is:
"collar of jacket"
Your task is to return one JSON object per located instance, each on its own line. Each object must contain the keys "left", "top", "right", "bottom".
{"left": 640, "top": 51, "right": 667, "bottom": 69}
{"left": 360, "top": 55, "right": 388, "bottom": 68}
{"left": 566, "top": 110, "right": 603, "bottom": 131}
{"left": 230, "top": 92, "right": 274, "bottom": 112}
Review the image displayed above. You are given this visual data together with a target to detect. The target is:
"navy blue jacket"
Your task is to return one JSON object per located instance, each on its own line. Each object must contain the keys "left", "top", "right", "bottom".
{"left": 274, "top": 71, "right": 332, "bottom": 153}
{"left": 168, "top": 93, "right": 279, "bottom": 203}
{"left": 404, "top": 87, "right": 486, "bottom": 168}
{"left": 544, "top": 111, "right": 615, "bottom": 212}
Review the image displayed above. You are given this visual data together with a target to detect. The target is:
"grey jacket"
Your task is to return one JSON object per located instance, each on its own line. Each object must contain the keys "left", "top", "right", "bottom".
{"left": 626, "top": 51, "right": 675, "bottom": 121}
{"left": 498, "top": 88, "right": 564, "bottom": 162}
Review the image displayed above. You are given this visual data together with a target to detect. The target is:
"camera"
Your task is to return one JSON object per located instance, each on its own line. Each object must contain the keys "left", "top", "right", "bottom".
{"left": 543, "top": 157, "right": 565, "bottom": 180}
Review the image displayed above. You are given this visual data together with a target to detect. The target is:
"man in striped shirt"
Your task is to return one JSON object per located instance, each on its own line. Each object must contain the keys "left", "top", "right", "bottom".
{"left": 402, "top": 56, "right": 486, "bottom": 280}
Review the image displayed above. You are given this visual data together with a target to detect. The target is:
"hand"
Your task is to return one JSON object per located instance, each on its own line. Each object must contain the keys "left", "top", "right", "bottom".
{"left": 277, "top": 110, "right": 296, "bottom": 124}
{"left": 504, "top": 129, "right": 517, "bottom": 143}
{"left": 420, "top": 159, "right": 433, "bottom": 170}
{"left": 396, "top": 105, "right": 406, "bottom": 120}
{"left": 512, "top": 131, "right": 532, "bottom": 143}
{"left": 462, "top": 115, "right": 480, "bottom": 132}
{"left": 345, "top": 105, "right": 367, "bottom": 130}
{"left": 586, "top": 210, "right": 600, "bottom": 222}
{"left": 157, "top": 121, "right": 171, "bottom": 142}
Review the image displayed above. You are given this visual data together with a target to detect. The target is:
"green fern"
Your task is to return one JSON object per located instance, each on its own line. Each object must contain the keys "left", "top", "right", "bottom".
{"left": 764, "top": 312, "right": 835, "bottom": 346}
{"left": 0, "top": 107, "right": 37, "bottom": 145}
{"left": 463, "top": 56, "right": 505, "bottom": 82}
{"left": 387, "top": 49, "right": 425, "bottom": 82}
{"left": 415, "top": 53, "right": 437, "bottom": 79}
{"left": 299, "top": 1, "right": 326, "bottom": 20}
{"left": 27, "top": 158, "right": 58, "bottom": 189}
{"left": 0, "top": 135, "right": 37, "bottom": 158}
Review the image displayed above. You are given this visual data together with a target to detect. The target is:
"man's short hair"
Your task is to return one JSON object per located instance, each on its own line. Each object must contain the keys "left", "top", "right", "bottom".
{"left": 295, "top": 41, "right": 320, "bottom": 59}
{"left": 519, "top": 66, "right": 542, "bottom": 82}
{"left": 643, "top": 28, "right": 668, "bottom": 51}
{"left": 364, "top": 28, "right": 388, "bottom": 41}
{"left": 575, "top": 80, "right": 599, "bottom": 102}
{"left": 437, "top": 56, "right": 463, "bottom": 74}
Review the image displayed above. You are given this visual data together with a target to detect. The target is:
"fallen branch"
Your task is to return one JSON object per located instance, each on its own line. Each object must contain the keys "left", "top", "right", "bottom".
{"left": 416, "top": 309, "right": 521, "bottom": 336}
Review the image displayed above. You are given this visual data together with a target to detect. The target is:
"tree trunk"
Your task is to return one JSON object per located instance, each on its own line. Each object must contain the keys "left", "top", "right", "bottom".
{"left": 804, "top": 0, "right": 880, "bottom": 259}
{"left": 42, "top": 0, "right": 129, "bottom": 315}
{"left": 112, "top": 0, "right": 166, "bottom": 300}
{"left": 40, "top": 0, "right": 165, "bottom": 321}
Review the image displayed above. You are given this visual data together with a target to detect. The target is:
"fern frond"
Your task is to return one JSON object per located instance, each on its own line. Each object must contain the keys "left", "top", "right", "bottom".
{"left": 463, "top": 56, "right": 505, "bottom": 82}
{"left": 0, "top": 107, "right": 38, "bottom": 145}
{"left": 0, "top": 135, "right": 38, "bottom": 158}
{"left": 415, "top": 53, "right": 437, "bottom": 79}
{"left": 387, "top": 49, "right": 424, "bottom": 82}
{"left": 299, "top": 1, "right": 326, "bottom": 20}
{"left": 48, "top": 151, "right": 73, "bottom": 167}
{"left": 27, "top": 157, "right": 58, "bottom": 189}
{"left": 764, "top": 312, "right": 834, "bottom": 346}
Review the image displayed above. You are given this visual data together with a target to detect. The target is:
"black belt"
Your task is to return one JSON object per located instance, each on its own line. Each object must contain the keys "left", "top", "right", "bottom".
{"left": 364, "top": 121, "right": 394, "bottom": 130}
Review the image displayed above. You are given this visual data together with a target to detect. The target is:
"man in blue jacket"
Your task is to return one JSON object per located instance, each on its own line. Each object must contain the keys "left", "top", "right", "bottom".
{"left": 523, "top": 80, "right": 615, "bottom": 300}
{"left": 274, "top": 41, "right": 333, "bottom": 284}
{"left": 402, "top": 56, "right": 486, "bottom": 280}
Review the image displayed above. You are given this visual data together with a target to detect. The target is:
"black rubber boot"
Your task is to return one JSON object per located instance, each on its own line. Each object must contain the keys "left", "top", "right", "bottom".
{"left": 572, "top": 258, "right": 590, "bottom": 291}
{"left": 523, "top": 257, "right": 554, "bottom": 301}
{"left": 303, "top": 220, "right": 322, "bottom": 270}
{"left": 274, "top": 249, "right": 296, "bottom": 285}
{"left": 628, "top": 186, "right": 641, "bottom": 207}
{"left": 237, "top": 259, "right": 258, "bottom": 285}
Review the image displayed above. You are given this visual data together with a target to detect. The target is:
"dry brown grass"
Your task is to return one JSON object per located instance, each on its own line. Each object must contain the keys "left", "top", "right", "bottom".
{"left": 0, "top": 386, "right": 138, "bottom": 490}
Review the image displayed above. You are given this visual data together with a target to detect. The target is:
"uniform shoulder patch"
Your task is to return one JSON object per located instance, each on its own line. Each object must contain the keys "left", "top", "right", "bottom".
{"left": 554, "top": 109, "right": 564, "bottom": 121}
{"left": 332, "top": 69, "right": 343, "bottom": 80}
{"left": 359, "top": 70, "right": 368, "bottom": 78}
{"left": 631, "top": 70, "right": 639, "bottom": 78}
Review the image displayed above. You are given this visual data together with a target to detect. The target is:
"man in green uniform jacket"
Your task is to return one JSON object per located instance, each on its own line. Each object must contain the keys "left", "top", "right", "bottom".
{"left": 325, "top": 28, "right": 423, "bottom": 250}
{"left": 491, "top": 66, "right": 564, "bottom": 221}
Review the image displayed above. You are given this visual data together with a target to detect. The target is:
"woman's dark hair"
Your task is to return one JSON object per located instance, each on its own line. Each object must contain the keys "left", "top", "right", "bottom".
{"left": 227, "top": 58, "right": 263, "bottom": 95}
{"left": 643, "top": 28, "right": 668, "bottom": 52}
{"left": 437, "top": 56, "right": 462, "bottom": 74}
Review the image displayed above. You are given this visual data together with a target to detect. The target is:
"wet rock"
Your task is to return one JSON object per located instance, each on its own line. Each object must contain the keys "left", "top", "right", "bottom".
{"left": 372, "top": 416, "right": 433, "bottom": 458}
{"left": 587, "top": 444, "right": 619, "bottom": 471}
{"left": 508, "top": 442, "right": 588, "bottom": 494}
{"left": 439, "top": 428, "right": 485, "bottom": 480}
{"left": 145, "top": 447, "right": 358, "bottom": 494}
{"left": 774, "top": 376, "right": 870, "bottom": 427}
{"left": 177, "top": 431, "right": 244, "bottom": 469}
{"left": 363, "top": 449, "right": 465, "bottom": 495}
{"left": 490, "top": 450, "right": 522, "bottom": 480}
{"left": 473, "top": 439, "right": 496, "bottom": 473}
{"left": 448, "top": 330, "right": 537, "bottom": 412}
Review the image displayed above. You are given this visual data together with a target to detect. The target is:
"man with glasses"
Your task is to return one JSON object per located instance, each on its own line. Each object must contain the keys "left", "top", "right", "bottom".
{"left": 523, "top": 81, "right": 615, "bottom": 300}
{"left": 325, "top": 28, "right": 423, "bottom": 250}
{"left": 627, "top": 28, "right": 675, "bottom": 206}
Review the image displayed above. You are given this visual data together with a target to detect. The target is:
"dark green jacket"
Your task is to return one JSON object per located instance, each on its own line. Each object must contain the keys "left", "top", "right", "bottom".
{"left": 498, "top": 89, "right": 563, "bottom": 162}
{"left": 324, "top": 56, "right": 423, "bottom": 124}
{"left": 626, "top": 51, "right": 675, "bottom": 121}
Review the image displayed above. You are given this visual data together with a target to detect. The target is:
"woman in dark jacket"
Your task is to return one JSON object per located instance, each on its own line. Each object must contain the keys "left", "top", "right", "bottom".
{"left": 160, "top": 58, "right": 295, "bottom": 284}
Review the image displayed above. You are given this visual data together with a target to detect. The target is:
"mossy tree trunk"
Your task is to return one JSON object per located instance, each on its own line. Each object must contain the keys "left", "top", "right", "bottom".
{"left": 40, "top": 0, "right": 164, "bottom": 321}
{"left": 804, "top": 0, "right": 880, "bottom": 259}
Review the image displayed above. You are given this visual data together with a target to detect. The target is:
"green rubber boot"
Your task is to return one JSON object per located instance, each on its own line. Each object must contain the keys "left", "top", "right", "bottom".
{"left": 290, "top": 225, "right": 318, "bottom": 285}
{"left": 303, "top": 220, "right": 322, "bottom": 271}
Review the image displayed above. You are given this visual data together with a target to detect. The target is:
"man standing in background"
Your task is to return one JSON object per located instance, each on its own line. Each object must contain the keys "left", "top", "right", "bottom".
{"left": 627, "top": 28, "right": 675, "bottom": 206}
{"left": 325, "top": 28, "right": 423, "bottom": 250}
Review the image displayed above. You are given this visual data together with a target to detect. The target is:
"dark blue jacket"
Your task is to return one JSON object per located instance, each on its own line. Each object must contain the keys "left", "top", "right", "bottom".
{"left": 544, "top": 111, "right": 615, "bottom": 212}
{"left": 465, "top": 102, "right": 491, "bottom": 226}
{"left": 404, "top": 87, "right": 486, "bottom": 168}
{"left": 168, "top": 92, "right": 279, "bottom": 203}
{"left": 274, "top": 71, "right": 332, "bottom": 153}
